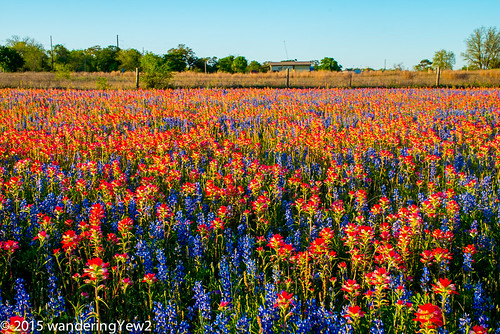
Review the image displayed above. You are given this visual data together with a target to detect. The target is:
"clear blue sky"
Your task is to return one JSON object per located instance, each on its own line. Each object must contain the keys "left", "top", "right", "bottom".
{"left": 1, "top": 0, "right": 499, "bottom": 70}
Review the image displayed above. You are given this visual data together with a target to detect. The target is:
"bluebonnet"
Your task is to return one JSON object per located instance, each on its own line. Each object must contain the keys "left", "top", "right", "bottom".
{"left": 235, "top": 314, "right": 250, "bottom": 333}
{"left": 213, "top": 312, "right": 230, "bottom": 334}
{"left": 369, "top": 318, "right": 385, "bottom": 334}
{"left": 73, "top": 303, "right": 95, "bottom": 334}
{"left": 420, "top": 266, "right": 430, "bottom": 292}
{"left": 257, "top": 283, "right": 279, "bottom": 334}
{"left": 0, "top": 288, "right": 13, "bottom": 322}
{"left": 460, "top": 192, "right": 476, "bottom": 215}
{"left": 189, "top": 235, "right": 203, "bottom": 262}
{"left": 219, "top": 257, "right": 232, "bottom": 305}
{"left": 14, "top": 278, "right": 33, "bottom": 321}
{"left": 238, "top": 234, "right": 256, "bottom": 277}
{"left": 184, "top": 196, "right": 196, "bottom": 218}
{"left": 155, "top": 249, "right": 169, "bottom": 284}
{"left": 45, "top": 255, "right": 66, "bottom": 318}
{"left": 153, "top": 301, "right": 181, "bottom": 333}
{"left": 174, "top": 211, "right": 191, "bottom": 247}
{"left": 463, "top": 251, "right": 474, "bottom": 273}
{"left": 135, "top": 239, "right": 153, "bottom": 274}
{"left": 172, "top": 260, "right": 185, "bottom": 292}
{"left": 149, "top": 219, "right": 164, "bottom": 241}
{"left": 473, "top": 282, "right": 491, "bottom": 324}
{"left": 193, "top": 281, "right": 211, "bottom": 321}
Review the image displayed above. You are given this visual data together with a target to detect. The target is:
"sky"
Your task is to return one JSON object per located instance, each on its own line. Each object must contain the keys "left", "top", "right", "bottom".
{"left": 1, "top": 0, "right": 499, "bottom": 70}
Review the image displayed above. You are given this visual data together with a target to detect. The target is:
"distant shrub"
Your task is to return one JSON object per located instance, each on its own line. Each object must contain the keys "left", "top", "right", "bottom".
{"left": 96, "top": 77, "right": 110, "bottom": 90}
{"left": 54, "top": 63, "right": 72, "bottom": 80}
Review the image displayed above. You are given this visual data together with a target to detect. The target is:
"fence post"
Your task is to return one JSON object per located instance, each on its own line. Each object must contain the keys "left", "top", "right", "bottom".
{"left": 135, "top": 68, "right": 140, "bottom": 89}
{"left": 435, "top": 67, "right": 441, "bottom": 87}
{"left": 286, "top": 68, "right": 290, "bottom": 88}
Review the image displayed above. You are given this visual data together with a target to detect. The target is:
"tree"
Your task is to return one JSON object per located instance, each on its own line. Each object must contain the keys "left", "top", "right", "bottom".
{"left": 140, "top": 52, "right": 171, "bottom": 89}
{"left": 413, "top": 59, "right": 433, "bottom": 72}
{"left": 0, "top": 46, "right": 24, "bottom": 72}
{"left": 95, "top": 46, "right": 120, "bottom": 72}
{"left": 82, "top": 46, "right": 102, "bottom": 72}
{"left": 206, "top": 57, "right": 219, "bottom": 73}
{"left": 248, "top": 60, "right": 261, "bottom": 73}
{"left": 6, "top": 36, "right": 49, "bottom": 71}
{"left": 432, "top": 50, "right": 455, "bottom": 70}
{"left": 218, "top": 56, "right": 235, "bottom": 73}
{"left": 67, "top": 49, "right": 94, "bottom": 72}
{"left": 232, "top": 56, "right": 248, "bottom": 73}
{"left": 163, "top": 44, "right": 197, "bottom": 72}
{"left": 53, "top": 44, "right": 71, "bottom": 66}
{"left": 318, "top": 57, "right": 342, "bottom": 71}
{"left": 462, "top": 26, "right": 500, "bottom": 69}
{"left": 117, "top": 48, "right": 142, "bottom": 71}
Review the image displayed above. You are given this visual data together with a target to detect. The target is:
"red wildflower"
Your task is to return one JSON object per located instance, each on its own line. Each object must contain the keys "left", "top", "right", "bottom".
{"left": 341, "top": 279, "right": 361, "bottom": 299}
{"left": 413, "top": 303, "right": 443, "bottom": 330}
{"left": 142, "top": 273, "right": 158, "bottom": 284}
{"left": 61, "top": 230, "right": 79, "bottom": 252}
{"left": 1, "top": 316, "right": 30, "bottom": 334}
{"left": 0, "top": 240, "right": 19, "bottom": 254}
{"left": 83, "top": 257, "right": 110, "bottom": 283}
{"left": 344, "top": 305, "right": 365, "bottom": 323}
{"left": 463, "top": 244, "right": 476, "bottom": 255}
{"left": 471, "top": 325, "right": 488, "bottom": 334}
{"left": 274, "top": 291, "right": 294, "bottom": 309}
{"left": 431, "top": 278, "right": 459, "bottom": 296}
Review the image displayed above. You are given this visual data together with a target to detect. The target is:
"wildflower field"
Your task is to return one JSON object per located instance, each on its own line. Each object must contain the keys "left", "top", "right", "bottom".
{"left": 0, "top": 88, "right": 500, "bottom": 333}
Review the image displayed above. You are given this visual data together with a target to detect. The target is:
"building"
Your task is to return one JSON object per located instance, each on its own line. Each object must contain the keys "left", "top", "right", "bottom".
{"left": 269, "top": 61, "right": 313, "bottom": 72}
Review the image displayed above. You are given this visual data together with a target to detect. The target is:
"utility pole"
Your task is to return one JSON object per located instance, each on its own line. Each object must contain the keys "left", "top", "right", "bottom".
{"left": 283, "top": 40, "right": 289, "bottom": 60}
{"left": 116, "top": 35, "right": 119, "bottom": 49}
{"left": 50, "top": 35, "right": 54, "bottom": 71}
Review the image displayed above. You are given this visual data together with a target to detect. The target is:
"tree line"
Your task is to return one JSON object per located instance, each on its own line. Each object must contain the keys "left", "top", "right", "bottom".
{"left": 0, "top": 36, "right": 342, "bottom": 74}
{"left": 1, "top": 26, "right": 498, "bottom": 75}
{"left": 414, "top": 26, "right": 500, "bottom": 71}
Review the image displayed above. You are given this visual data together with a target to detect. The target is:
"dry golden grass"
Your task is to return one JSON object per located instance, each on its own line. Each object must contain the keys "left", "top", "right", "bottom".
{"left": 0, "top": 69, "right": 499, "bottom": 89}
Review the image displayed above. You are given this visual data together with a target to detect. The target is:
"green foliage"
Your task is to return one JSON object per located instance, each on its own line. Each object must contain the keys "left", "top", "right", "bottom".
{"left": 54, "top": 63, "right": 72, "bottom": 80}
{"left": 462, "top": 26, "right": 500, "bottom": 70}
{"left": 218, "top": 56, "right": 235, "bottom": 73}
{"left": 232, "top": 56, "right": 248, "bottom": 73}
{"left": 95, "top": 77, "right": 110, "bottom": 90}
{"left": 248, "top": 60, "right": 262, "bottom": 73}
{"left": 6, "top": 36, "right": 49, "bottom": 71}
{"left": 205, "top": 57, "right": 219, "bottom": 73}
{"left": 117, "top": 48, "right": 142, "bottom": 72}
{"left": 432, "top": 50, "right": 455, "bottom": 70}
{"left": 95, "top": 46, "right": 120, "bottom": 72}
{"left": 53, "top": 44, "right": 71, "bottom": 67}
{"left": 318, "top": 57, "right": 342, "bottom": 71}
{"left": 163, "top": 44, "right": 197, "bottom": 72}
{"left": 0, "top": 45, "right": 24, "bottom": 72}
{"left": 140, "top": 52, "right": 172, "bottom": 89}
{"left": 413, "top": 59, "right": 433, "bottom": 72}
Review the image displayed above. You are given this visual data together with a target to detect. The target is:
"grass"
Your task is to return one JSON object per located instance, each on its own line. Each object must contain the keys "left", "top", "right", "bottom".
{"left": 0, "top": 69, "right": 499, "bottom": 89}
